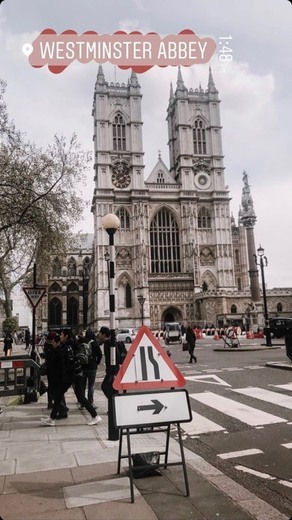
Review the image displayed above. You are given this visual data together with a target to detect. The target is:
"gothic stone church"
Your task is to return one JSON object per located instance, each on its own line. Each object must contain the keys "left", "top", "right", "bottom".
{"left": 89, "top": 66, "right": 251, "bottom": 331}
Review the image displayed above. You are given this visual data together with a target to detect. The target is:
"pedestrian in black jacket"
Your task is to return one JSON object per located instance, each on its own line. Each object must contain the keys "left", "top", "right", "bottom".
{"left": 82, "top": 329, "right": 102, "bottom": 406}
{"left": 186, "top": 326, "right": 197, "bottom": 363}
{"left": 3, "top": 333, "right": 13, "bottom": 356}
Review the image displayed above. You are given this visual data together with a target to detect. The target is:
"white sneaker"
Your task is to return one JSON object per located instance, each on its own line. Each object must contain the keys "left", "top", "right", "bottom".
{"left": 87, "top": 415, "right": 102, "bottom": 426}
{"left": 40, "top": 417, "right": 55, "bottom": 427}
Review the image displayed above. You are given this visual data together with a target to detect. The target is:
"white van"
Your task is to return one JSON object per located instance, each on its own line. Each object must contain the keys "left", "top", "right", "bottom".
{"left": 164, "top": 322, "right": 182, "bottom": 344}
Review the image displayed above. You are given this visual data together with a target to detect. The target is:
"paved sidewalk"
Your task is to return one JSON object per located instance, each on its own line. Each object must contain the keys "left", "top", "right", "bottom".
{"left": 0, "top": 384, "right": 289, "bottom": 520}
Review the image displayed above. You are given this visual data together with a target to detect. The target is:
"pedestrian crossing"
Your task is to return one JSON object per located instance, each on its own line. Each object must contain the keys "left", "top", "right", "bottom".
{"left": 189, "top": 391, "right": 287, "bottom": 427}
{"left": 179, "top": 366, "right": 292, "bottom": 437}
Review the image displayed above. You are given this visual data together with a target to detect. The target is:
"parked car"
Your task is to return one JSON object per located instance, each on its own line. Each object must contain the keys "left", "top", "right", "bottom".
{"left": 116, "top": 328, "right": 138, "bottom": 343}
{"left": 269, "top": 317, "right": 292, "bottom": 338}
{"left": 164, "top": 322, "right": 182, "bottom": 344}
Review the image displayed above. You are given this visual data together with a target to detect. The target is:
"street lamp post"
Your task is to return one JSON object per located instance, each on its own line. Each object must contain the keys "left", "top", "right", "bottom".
{"left": 254, "top": 245, "right": 272, "bottom": 346}
{"left": 137, "top": 295, "right": 146, "bottom": 325}
{"left": 102, "top": 213, "right": 120, "bottom": 440}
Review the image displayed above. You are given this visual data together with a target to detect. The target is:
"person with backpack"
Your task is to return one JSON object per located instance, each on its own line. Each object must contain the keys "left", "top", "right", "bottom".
{"left": 70, "top": 334, "right": 102, "bottom": 425}
{"left": 82, "top": 329, "right": 102, "bottom": 407}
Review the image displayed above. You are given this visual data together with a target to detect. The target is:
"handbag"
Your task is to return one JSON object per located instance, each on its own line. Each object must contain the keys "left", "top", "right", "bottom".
{"left": 182, "top": 342, "right": 189, "bottom": 352}
{"left": 131, "top": 451, "right": 161, "bottom": 478}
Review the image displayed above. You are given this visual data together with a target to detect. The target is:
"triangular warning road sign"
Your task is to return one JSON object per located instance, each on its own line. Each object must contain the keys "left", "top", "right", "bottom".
{"left": 113, "top": 325, "right": 185, "bottom": 391}
{"left": 23, "top": 287, "right": 46, "bottom": 308}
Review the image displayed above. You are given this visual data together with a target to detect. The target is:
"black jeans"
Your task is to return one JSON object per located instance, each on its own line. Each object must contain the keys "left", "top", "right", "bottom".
{"left": 50, "top": 378, "right": 72, "bottom": 420}
{"left": 73, "top": 376, "right": 97, "bottom": 418}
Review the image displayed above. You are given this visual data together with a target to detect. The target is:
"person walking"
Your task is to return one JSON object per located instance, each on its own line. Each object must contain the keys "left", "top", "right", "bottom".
{"left": 82, "top": 329, "right": 102, "bottom": 407}
{"left": 24, "top": 329, "right": 30, "bottom": 350}
{"left": 99, "top": 326, "right": 119, "bottom": 400}
{"left": 40, "top": 329, "right": 101, "bottom": 427}
{"left": 186, "top": 326, "right": 197, "bottom": 363}
{"left": 3, "top": 333, "right": 13, "bottom": 356}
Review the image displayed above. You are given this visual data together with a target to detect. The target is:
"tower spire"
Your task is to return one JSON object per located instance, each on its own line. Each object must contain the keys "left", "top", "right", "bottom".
{"left": 176, "top": 66, "right": 187, "bottom": 91}
{"left": 130, "top": 69, "right": 139, "bottom": 87}
{"left": 96, "top": 65, "right": 105, "bottom": 85}
{"left": 208, "top": 66, "right": 216, "bottom": 92}
{"left": 169, "top": 81, "right": 174, "bottom": 100}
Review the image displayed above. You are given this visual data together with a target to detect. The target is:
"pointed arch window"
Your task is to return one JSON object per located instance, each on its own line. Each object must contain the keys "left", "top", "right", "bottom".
{"left": 193, "top": 119, "right": 207, "bottom": 155}
{"left": 198, "top": 207, "right": 211, "bottom": 229}
{"left": 116, "top": 207, "right": 130, "bottom": 230}
{"left": 231, "top": 304, "right": 237, "bottom": 314}
{"left": 48, "top": 297, "right": 62, "bottom": 328}
{"left": 83, "top": 257, "right": 91, "bottom": 277}
{"left": 235, "top": 249, "right": 240, "bottom": 265}
{"left": 67, "top": 282, "right": 79, "bottom": 293}
{"left": 237, "top": 278, "right": 242, "bottom": 291}
{"left": 157, "top": 171, "right": 165, "bottom": 184}
{"left": 52, "top": 257, "right": 62, "bottom": 277}
{"left": 276, "top": 302, "right": 283, "bottom": 313}
{"left": 113, "top": 113, "right": 126, "bottom": 151}
{"left": 126, "top": 283, "right": 132, "bottom": 308}
{"left": 67, "top": 296, "right": 79, "bottom": 326}
{"left": 150, "top": 208, "right": 181, "bottom": 274}
{"left": 49, "top": 282, "right": 62, "bottom": 293}
{"left": 68, "top": 257, "right": 77, "bottom": 276}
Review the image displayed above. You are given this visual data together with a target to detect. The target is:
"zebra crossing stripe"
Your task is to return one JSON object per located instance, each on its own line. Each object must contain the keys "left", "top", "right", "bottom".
{"left": 189, "top": 392, "right": 286, "bottom": 426}
{"left": 181, "top": 411, "right": 226, "bottom": 436}
{"left": 218, "top": 448, "right": 263, "bottom": 459}
{"left": 232, "top": 387, "right": 292, "bottom": 410}
{"left": 271, "top": 383, "right": 292, "bottom": 391}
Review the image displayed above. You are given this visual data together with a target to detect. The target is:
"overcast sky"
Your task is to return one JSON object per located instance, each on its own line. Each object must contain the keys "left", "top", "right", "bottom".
{"left": 1, "top": 0, "right": 292, "bottom": 305}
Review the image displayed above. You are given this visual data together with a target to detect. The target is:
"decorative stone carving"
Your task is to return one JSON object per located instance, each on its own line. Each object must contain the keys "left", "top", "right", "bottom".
{"left": 200, "top": 247, "right": 215, "bottom": 266}
{"left": 116, "top": 248, "right": 132, "bottom": 268}
{"left": 192, "top": 158, "right": 212, "bottom": 174}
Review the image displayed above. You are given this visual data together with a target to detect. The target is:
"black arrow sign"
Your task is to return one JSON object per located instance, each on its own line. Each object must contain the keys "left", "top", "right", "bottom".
{"left": 137, "top": 399, "right": 165, "bottom": 415}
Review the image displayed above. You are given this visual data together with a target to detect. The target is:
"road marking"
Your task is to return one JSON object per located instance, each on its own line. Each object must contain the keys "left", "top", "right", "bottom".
{"left": 271, "top": 383, "right": 292, "bottom": 391}
{"left": 232, "top": 387, "right": 292, "bottom": 410}
{"left": 202, "top": 369, "right": 223, "bottom": 373}
{"left": 279, "top": 480, "right": 292, "bottom": 488}
{"left": 218, "top": 448, "right": 263, "bottom": 459}
{"left": 223, "top": 368, "right": 244, "bottom": 371}
{"left": 185, "top": 375, "right": 231, "bottom": 386}
{"left": 189, "top": 392, "right": 286, "bottom": 426}
{"left": 235, "top": 465, "right": 276, "bottom": 480}
{"left": 244, "top": 365, "right": 265, "bottom": 370}
{"left": 281, "top": 442, "right": 292, "bottom": 449}
{"left": 181, "top": 411, "right": 226, "bottom": 436}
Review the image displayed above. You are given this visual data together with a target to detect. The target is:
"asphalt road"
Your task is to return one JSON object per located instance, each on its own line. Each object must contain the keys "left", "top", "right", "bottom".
{"left": 162, "top": 337, "right": 292, "bottom": 518}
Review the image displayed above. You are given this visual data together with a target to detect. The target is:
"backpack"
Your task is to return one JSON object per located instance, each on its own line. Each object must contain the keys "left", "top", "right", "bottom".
{"left": 117, "top": 341, "right": 127, "bottom": 365}
{"left": 75, "top": 340, "right": 93, "bottom": 366}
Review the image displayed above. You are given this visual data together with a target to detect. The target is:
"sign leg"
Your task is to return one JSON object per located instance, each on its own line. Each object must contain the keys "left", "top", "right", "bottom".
{"left": 176, "top": 423, "right": 190, "bottom": 497}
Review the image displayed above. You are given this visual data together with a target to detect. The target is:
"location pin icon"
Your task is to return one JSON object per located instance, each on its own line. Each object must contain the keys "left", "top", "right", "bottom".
{"left": 22, "top": 43, "right": 33, "bottom": 57}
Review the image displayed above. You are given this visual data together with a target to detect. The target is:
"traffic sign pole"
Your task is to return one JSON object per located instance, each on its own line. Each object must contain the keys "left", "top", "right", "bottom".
{"left": 23, "top": 263, "right": 46, "bottom": 363}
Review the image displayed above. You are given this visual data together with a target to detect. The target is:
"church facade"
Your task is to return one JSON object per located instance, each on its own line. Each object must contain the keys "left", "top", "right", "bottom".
{"left": 89, "top": 66, "right": 256, "bottom": 331}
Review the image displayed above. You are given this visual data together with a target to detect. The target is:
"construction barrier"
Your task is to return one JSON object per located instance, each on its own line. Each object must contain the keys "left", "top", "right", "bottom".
{"left": 0, "top": 355, "right": 40, "bottom": 398}
{"left": 213, "top": 329, "right": 221, "bottom": 340}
